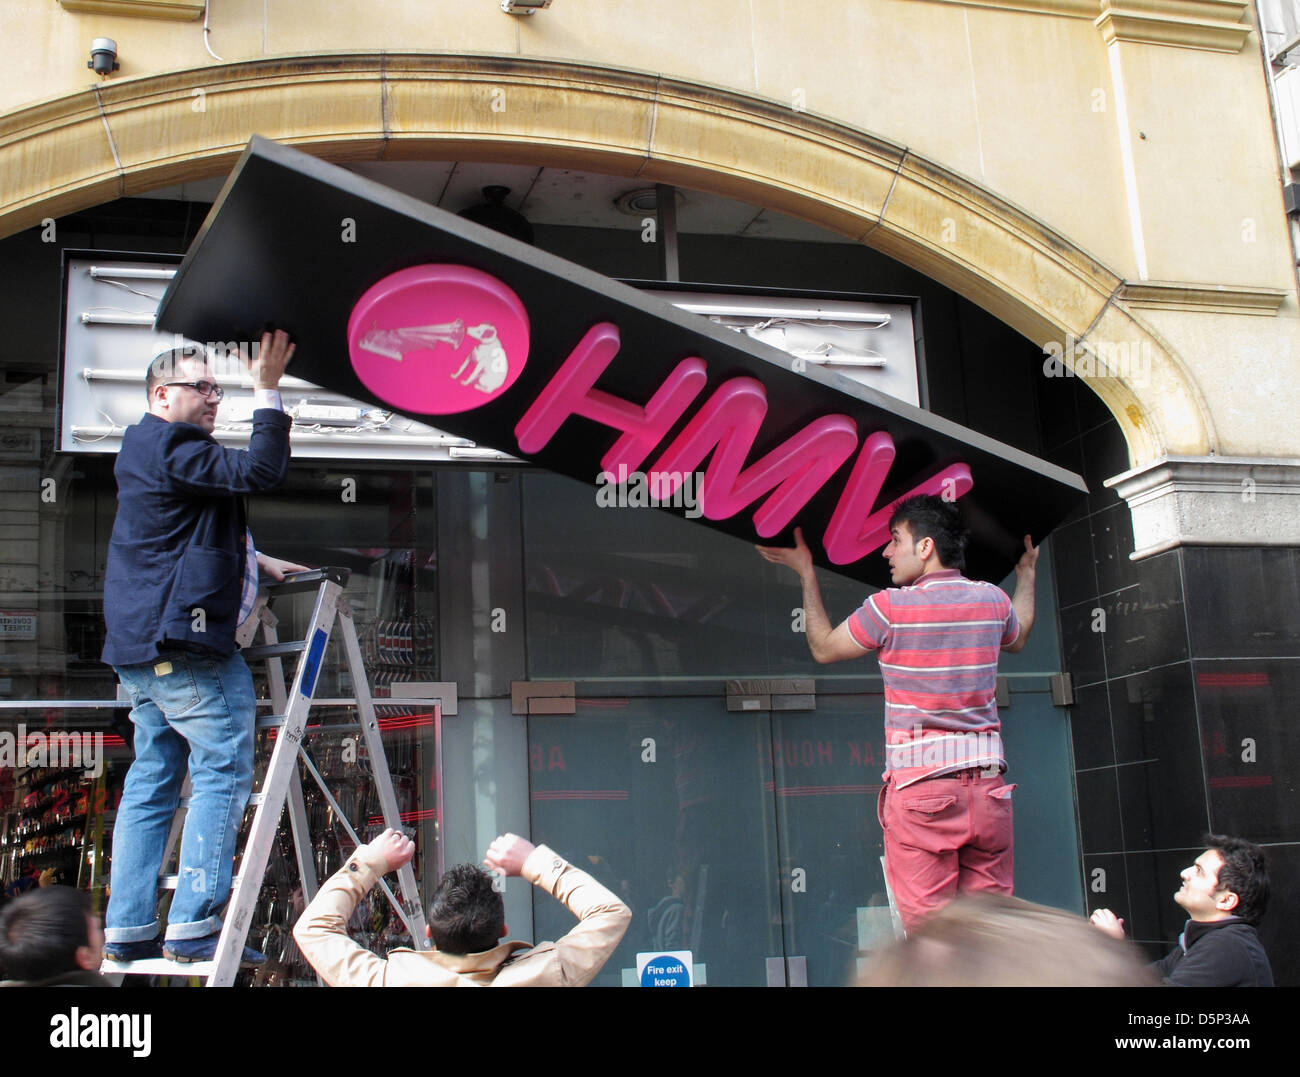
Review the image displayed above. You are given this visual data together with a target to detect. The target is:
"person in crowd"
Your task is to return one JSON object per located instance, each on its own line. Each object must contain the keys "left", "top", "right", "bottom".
{"left": 101, "top": 332, "right": 306, "bottom": 965}
{"left": 1091, "top": 833, "right": 1273, "bottom": 986}
{"left": 647, "top": 869, "right": 686, "bottom": 951}
{"left": 0, "top": 885, "right": 109, "bottom": 987}
{"left": 757, "top": 494, "right": 1037, "bottom": 931}
{"left": 294, "top": 829, "right": 631, "bottom": 986}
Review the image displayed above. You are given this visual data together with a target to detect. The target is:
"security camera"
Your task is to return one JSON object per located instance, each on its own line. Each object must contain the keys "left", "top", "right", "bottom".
{"left": 88, "top": 39, "right": 119, "bottom": 76}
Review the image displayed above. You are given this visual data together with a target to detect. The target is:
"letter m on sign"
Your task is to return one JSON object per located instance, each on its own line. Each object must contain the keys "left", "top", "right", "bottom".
{"left": 647, "top": 377, "right": 859, "bottom": 537}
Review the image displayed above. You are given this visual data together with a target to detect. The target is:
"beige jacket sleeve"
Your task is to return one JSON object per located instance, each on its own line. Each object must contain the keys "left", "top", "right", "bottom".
{"left": 514, "top": 845, "right": 632, "bottom": 987}
{"left": 292, "top": 844, "right": 393, "bottom": 987}
{"left": 293, "top": 842, "right": 632, "bottom": 988}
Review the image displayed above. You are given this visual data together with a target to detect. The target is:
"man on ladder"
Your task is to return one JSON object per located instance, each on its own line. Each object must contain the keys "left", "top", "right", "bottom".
{"left": 101, "top": 329, "right": 307, "bottom": 965}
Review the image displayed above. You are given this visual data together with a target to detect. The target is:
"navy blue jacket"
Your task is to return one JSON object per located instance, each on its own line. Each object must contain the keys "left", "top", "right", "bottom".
{"left": 102, "top": 409, "right": 291, "bottom": 666}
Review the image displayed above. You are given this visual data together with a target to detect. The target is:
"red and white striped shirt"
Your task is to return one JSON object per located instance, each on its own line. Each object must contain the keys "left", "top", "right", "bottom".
{"left": 847, "top": 568, "right": 1018, "bottom": 787}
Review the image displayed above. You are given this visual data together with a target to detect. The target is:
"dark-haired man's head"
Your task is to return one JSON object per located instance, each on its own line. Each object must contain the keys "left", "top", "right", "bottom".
{"left": 0, "top": 886, "right": 103, "bottom": 983}
{"left": 425, "top": 864, "right": 506, "bottom": 954}
{"left": 884, "top": 494, "right": 969, "bottom": 584}
{"left": 1177, "top": 834, "right": 1270, "bottom": 925}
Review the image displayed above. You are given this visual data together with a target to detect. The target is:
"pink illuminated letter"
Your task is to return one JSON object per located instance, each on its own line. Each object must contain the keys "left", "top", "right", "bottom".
{"left": 823, "top": 429, "right": 973, "bottom": 564}
{"left": 648, "top": 377, "right": 859, "bottom": 537}
{"left": 513, "top": 322, "right": 708, "bottom": 473}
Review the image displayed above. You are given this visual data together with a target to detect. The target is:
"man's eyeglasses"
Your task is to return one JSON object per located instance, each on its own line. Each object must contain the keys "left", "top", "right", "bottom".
{"left": 161, "top": 380, "right": 225, "bottom": 401}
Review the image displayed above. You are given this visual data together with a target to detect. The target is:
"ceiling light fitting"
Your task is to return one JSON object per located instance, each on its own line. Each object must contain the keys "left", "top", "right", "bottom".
{"left": 614, "top": 188, "right": 683, "bottom": 217}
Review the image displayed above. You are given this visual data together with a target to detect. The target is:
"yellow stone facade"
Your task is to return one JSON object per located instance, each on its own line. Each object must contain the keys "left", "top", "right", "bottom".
{"left": 4, "top": 0, "right": 1297, "bottom": 475}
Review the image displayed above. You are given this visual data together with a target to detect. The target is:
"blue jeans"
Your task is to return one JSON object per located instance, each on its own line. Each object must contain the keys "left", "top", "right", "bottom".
{"left": 105, "top": 650, "right": 255, "bottom": 943}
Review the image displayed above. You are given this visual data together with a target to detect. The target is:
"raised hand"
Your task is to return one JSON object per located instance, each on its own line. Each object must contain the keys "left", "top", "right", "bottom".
{"left": 1015, "top": 534, "right": 1039, "bottom": 575}
{"left": 1089, "top": 908, "right": 1126, "bottom": 940}
{"left": 362, "top": 828, "right": 415, "bottom": 874}
{"left": 483, "top": 833, "right": 536, "bottom": 878}
{"left": 755, "top": 526, "right": 815, "bottom": 578}
{"left": 250, "top": 328, "right": 296, "bottom": 390}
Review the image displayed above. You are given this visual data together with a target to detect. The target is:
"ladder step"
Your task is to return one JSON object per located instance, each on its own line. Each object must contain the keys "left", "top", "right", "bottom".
{"left": 240, "top": 640, "right": 307, "bottom": 661}
{"left": 102, "top": 957, "right": 215, "bottom": 977}
{"left": 263, "top": 567, "right": 350, "bottom": 594}
{"left": 256, "top": 714, "right": 361, "bottom": 731}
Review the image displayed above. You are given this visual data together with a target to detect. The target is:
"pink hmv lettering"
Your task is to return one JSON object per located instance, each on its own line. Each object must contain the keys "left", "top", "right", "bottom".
{"left": 348, "top": 263, "right": 972, "bottom": 562}
{"left": 514, "top": 320, "right": 973, "bottom": 562}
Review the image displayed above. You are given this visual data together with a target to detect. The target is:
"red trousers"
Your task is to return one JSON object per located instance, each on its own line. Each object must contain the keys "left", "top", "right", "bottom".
{"left": 878, "top": 769, "right": 1015, "bottom": 933}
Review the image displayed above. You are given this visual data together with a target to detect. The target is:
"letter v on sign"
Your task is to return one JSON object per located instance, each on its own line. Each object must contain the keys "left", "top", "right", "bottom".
{"left": 823, "top": 431, "right": 972, "bottom": 565}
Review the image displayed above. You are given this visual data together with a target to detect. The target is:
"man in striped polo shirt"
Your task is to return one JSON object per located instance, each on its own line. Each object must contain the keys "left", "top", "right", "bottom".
{"left": 756, "top": 494, "right": 1038, "bottom": 932}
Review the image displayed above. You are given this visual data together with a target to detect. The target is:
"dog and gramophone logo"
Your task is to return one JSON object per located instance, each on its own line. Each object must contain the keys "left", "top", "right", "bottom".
{"left": 347, "top": 264, "right": 530, "bottom": 415}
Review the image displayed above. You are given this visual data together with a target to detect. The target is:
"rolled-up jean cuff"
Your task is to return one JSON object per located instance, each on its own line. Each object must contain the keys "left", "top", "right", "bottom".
{"left": 164, "top": 914, "right": 224, "bottom": 942}
{"left": 105, "top": 920, "right": 160, "bottom": 944}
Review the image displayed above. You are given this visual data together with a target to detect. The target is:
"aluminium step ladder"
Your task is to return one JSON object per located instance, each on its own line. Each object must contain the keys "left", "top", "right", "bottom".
{"left": 106, "top": 568, "right": 429, "bottom": 986}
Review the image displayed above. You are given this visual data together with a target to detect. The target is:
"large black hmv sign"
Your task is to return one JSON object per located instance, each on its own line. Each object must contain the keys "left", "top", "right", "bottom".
{"left": 156, "top": 136, "right": 1085, "bottom": 588}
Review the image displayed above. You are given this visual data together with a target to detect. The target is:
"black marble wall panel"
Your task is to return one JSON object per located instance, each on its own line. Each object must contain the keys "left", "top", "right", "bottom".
{"left": 1195, "top": 658, "right": 1300, "bottom": 844}
{"left": 1068, "top": 682, "right": 1115, "bottom": 771}
{"left": 1118, "top": 850, "right": 1166, "bottom": 951}
{"left": 1038, "top": 370, "right": 1300, "bottom": 984}
{"left": 1076, "top": 765, "right": 1123, "bottom": 855}
{"left": 1183, "top": 547, "right": 1300, "bottom": 659}
{"left": 1256, "top": 843, "right": 1298, "bottom": 985}
{"left": 1082, "top": 851, "right": 1130, "bottom": 922}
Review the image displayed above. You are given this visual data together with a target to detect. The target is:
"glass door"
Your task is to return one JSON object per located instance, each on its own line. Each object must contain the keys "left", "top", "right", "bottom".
{"left": 526, "top": 700, "right": 784, "bottom": 987}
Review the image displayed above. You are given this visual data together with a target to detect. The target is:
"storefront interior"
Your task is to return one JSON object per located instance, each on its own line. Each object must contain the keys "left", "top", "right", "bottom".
{"left": 3, "top": 158, "right": 1289, "bottom": 985}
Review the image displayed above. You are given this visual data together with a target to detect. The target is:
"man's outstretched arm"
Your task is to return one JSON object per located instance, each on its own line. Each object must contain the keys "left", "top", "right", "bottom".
{"left": 161, "top": 329, "right": 297, "bottom": 495}
{"left": 1002, "top": 535, "right": 1039, "bottom": 654}
{"left": 755, "top": 527, "right": 867, "bottom": 664}
{"left": 484, "top": 833, "right": 630, "bottom": 987}
{"left": 293, "top": 829, "right": 412, "bottom": 987}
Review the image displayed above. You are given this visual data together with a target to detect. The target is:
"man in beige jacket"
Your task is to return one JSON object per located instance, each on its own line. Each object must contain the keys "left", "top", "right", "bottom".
{"left": 293, "top": 829, "right": 631, "bottom": 986}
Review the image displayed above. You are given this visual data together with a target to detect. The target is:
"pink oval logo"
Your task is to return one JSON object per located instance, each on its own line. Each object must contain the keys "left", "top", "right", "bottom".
{"left": 347, "top": 264, "right": 530, "bottom": 415}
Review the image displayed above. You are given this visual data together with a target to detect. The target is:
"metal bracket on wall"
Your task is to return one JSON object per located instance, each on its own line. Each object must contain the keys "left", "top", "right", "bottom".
{"left": 725, "top": 678, "right": 815, "bottom": 712}
{"left": 389, "top": 680, "right": 459, "bottom": 715}
{"left": 511, "top": 680, "right": 576, "bottom": 715}
{"left": 1048, "top": 673, "right": 1074, "bottom": 707}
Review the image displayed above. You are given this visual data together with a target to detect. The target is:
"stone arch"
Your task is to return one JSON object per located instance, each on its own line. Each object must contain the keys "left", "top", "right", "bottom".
{"left": 0, "top": 52, "right": 1217, "bottom": 463}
